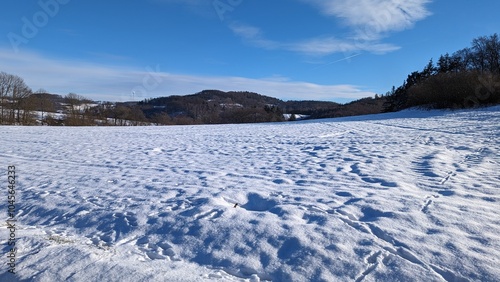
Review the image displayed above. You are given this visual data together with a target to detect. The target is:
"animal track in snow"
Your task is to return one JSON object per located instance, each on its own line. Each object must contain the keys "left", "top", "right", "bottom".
{"left": 193, "top": 209, "right": 223, "bottom": 221}
{"left": 355, "top": 251, "right": 384, "bottom": 282}
{"left": 439, "top": 173, "right": 456, "bottom": 185}
{"left": 350, "top": 163, "right": 398, "bottom": 188}
{"left": 431, "top": 146, "right": 489, "bottom": 187}
{"left": 138, "top": 242, "right": 179, "bottom": 261}
{"left": 421, "top": 195, "right": 439, "bottom": 213}
{"left": 88, "top": 234, "right": 112, "bottom": 249}
{"left": 93, "top": 211, "right": 139, "bottom": 244}
{"left": 333, "top": 206, "right": 467, "bottom": 282}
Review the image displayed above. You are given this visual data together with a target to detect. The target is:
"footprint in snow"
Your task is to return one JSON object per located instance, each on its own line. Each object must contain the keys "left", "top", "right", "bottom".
{"left": 138, "top": 241, "right": 179, "bottom": 261}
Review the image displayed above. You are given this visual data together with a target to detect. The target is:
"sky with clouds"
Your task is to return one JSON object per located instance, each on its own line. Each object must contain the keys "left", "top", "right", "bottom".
{"left": 0, "top": 0, "right": 499, "bottom": 102}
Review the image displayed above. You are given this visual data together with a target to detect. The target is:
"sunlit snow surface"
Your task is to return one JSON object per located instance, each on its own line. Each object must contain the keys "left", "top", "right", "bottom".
{"left": 1, "top": 107, "right": 499, "bottom": 281}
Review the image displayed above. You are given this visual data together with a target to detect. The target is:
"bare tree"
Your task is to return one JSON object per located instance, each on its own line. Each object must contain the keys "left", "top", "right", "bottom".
{"left": 65, "top": 93, "right": 93, "bottom": 125}
{"left": 0, "top": 72, "right": 15, "bottom": 124}
{"left": 471, "top": 34, "right": 500, "bottom": 73}
{"left": 0, "top": 72, "right": 32, "bottom": 124}
{"left": 14, "top": 84, "right": 33, "bottom": 124}
{"left": 31, "top": 89, "right": 55, "bottom": 124}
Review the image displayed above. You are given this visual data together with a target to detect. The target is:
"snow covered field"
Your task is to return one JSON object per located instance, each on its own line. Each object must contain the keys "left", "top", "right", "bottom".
{"left": 1, "top": 107, "right": 499, "bottom": 281}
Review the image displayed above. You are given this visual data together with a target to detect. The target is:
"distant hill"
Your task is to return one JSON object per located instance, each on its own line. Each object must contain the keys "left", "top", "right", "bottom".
{"left": 1, "top": 74, "right": 387, "bottom": 126}
{"left": 143, "top": 90, "right": 282, "bottom": 115}
{"left": 139, "top": 90, "right": 286, "bottom": 124}
{"left": 138, "top": 90, "right": 377, "bottom": 124}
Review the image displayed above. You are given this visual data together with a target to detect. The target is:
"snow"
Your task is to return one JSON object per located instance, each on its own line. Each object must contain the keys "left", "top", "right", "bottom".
{"left": 1, "top": 106, "right": 499, "bottom": 281}
{"left": 283, "top": 114, "right": 310, "bottom": 121}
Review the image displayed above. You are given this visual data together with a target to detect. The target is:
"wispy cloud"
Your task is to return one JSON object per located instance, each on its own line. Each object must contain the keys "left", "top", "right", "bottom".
{"left": 229, "top": 23, "right": 400, "bottom": 56}
{"left": 231, "top": 0, "right": 432, "bottom": 56}
{"left": 306, "top": 0, "right": 432, "bottom": 38}
{"left": 288, "top": 36, "right": 400, "bottom": 55}
{"left": 0, "top": 49, "right": 375, "bottom": 102}
{"left": 229, "top": 23, "right": 279, "bottom": 50}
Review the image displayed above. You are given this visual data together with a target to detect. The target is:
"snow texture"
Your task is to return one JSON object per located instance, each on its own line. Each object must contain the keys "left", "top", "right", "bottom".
{"left": 1, "top": 107, "right": 499, "bottom": 281}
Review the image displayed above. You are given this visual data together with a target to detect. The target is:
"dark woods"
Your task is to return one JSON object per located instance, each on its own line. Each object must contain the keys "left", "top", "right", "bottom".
{"left": 384, "top": 34, "right": 500, "bottom": 111}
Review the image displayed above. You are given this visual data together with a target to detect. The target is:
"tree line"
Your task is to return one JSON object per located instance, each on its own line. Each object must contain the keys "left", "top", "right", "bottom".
{"left": 384, "top": 34, "right": 500, "bottom": 111}
{"left": 0, "top": 80, "right": 287, "bottom": 126}
{"left": 0, "top": 74, "right": 150, "bottom": 126}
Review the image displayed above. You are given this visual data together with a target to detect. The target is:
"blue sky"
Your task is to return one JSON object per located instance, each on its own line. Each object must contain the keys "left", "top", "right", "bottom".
{"left": 1, "top": 0, "right": 499, "bottom": 102}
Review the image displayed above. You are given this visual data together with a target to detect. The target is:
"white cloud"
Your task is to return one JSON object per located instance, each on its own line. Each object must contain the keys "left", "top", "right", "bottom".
{"left": 288, "top": 36, "right": 400, "bottom": 55}
{"left": 229, "top": 23, "right": 280, "bottom": 50}
{"left": 229, "top": 24, "right": 400, "bottom": 56}
{"left": 306, "top": 0, "right": 432, "bottom": 39}
{"left": 0, "top": 49, "right": 375, "bottom": 102}
{"left": 231, "top": 0, "right": 432, "bottom": 56}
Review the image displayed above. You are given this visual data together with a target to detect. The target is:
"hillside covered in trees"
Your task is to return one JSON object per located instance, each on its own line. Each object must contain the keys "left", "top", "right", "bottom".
{"left": 1, "top": 34, "right": 499, "bottom": 126}
{"left": 0, "top": 83, "right": 381, "bottom": 126}
{"left": 140, "top": 90, "right": 287, "bottom": 125}
{"left": 384, "top": 34, "right": 500, "bottom": 111}
{"left": 139, "top": 90, "right": 354, "bottom": 125}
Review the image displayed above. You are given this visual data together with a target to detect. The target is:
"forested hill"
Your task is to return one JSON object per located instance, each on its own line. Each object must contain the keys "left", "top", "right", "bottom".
{"left": 384, "top": 33, "right": 500, "bottom": 111}
{"left": 139, "top": 90, "right": 387, "bottom": 124}
{"left": 139, "top": 90, "right": 342, "bottom": 124}
{"left": 139, "top": 90, "right": 284, "bottom": 124}
{"left": 142, "top": 90, "right": 283, "bottom": 119}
